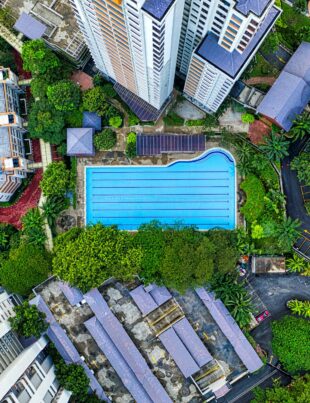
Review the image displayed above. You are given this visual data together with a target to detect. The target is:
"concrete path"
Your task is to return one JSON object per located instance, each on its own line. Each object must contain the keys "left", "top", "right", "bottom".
{"left": 39, "top": 139, "right": 53, "bottom": 171}
{"left": 38, "top": 194, "right": 54, "bottom": 251}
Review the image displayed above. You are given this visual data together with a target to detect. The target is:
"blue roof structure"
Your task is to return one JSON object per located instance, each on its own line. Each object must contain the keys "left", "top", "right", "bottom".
{"left": 84, "top": 289, "right": 172, "bottom": 403}
{"left": 196, "top": 6, "right": 280, "bottom": 78}
{"left": 58, "top": 282, "right": 84, "bottom": 306}
{"left": 83, "top": 112, "right": 102, "bottom": 132}
{"left": 159, "top": 327, "right": 200, "bottom": 378}
{"left": 235, "top": 0, "right": 271, "bottom": 17}
{"left": 257, "top": 42, "right": 310, "bottom": 131}
{"left": 195, "top": 288, "right": 263, "bottom": 373}
{"left": 149, "top": 285, "right": 172, "bottom": 306}
{"left": 14, "top": 12, "right": 47, "bottom": 40}
{"left": 130, "top": 285, "right": 158, "bottom": 315}
{"left": 67, "top": 128, "right": 95, "bottom": 156}
{"left": 142, "top": 0, "right": 175, "bottom": 20}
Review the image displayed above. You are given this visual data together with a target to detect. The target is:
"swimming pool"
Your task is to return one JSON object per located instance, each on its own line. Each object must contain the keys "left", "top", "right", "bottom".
{"left": 85, "top": 148, "right": 236, "bottom": 230}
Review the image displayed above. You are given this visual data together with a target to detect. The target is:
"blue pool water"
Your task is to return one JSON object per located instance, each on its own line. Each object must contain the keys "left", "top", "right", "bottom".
{"left": 85, "top": 148, "right": 236, "bottom": 230}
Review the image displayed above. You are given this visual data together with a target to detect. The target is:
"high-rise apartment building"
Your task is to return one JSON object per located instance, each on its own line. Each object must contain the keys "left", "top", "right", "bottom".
{"left": 182, "top": 0, "right": 280, "bottom": 112}
{"left": 0, "top": 288, "right": 71, "bottom": 403}
{"left": 0, "top": 67, "right": 30, "bottom": 202}
{"left": 70, "top": 0, "right": 185, "bottom": 120}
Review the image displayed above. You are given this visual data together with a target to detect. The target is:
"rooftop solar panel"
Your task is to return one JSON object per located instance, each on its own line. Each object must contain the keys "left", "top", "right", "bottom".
{"left": 14, "top": 12, "right": 47, "bottom": 40}
{"left": 85, "top": 317, "right": 152, "bottom": 403}
{"left": 173, "top": 318, "right": 212, "bottom": 368}
{"left": 84, "top": 289, "right": 172, "bottom": 403}
{"left": 58, "top": 281, "right": 84, "bottom": 306}
{"left": 130, "top": 285, "right": 158, "bottom": 315}
{"left": 195, "top": 288, "right": 263, "bottom": 373}
{"left": 159, "top": 327, "right": 200, "bottom": 378}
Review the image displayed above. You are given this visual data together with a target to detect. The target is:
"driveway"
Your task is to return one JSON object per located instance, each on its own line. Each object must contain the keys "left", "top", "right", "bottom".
{"left": 249, "top": 274, "right": 310, "bottom": 354}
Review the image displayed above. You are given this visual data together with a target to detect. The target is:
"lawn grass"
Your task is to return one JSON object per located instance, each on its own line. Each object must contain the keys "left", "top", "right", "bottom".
{"left": 185, "top": 119, "right": 205, "bottom": 126}
{"left": 163, "top": 111, "right": 184, "bottom": 126}
{"left": 251, "top": 54, "right": 279, "bottom": 77}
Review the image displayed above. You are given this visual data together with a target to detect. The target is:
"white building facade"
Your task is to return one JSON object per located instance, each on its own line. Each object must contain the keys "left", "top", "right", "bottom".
{"left": 0, "top": 67, "right": 29, "bottom": 202}
{"left": 70, "top": 0, "right": 185, "bottom": 118}
{"left": 183, "top": 0, "right": 281, "bottom": 112}
{"left": 0, "top": 288, "right": 70, "bottom": 403}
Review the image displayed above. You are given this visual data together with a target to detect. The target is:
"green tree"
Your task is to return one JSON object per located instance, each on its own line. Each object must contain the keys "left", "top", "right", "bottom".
{"left": 291, "top": 152, "right": 310, "bottom": 186}
{"left": 82, "top": 86, "right": 107, "bottom": 112}
{"left": 28, "top": 99, "right": 66, "bottom": 145}
{"left": 41, "top": 196, "right": 68, "bottom": 228}
{"left": 0, "top": 244, "right": 51, "bottom": 295}
{"left": 55, "top": 362, "right": 89, "bottom": 396}
{"left": 9, "top": 301, "right": 47, "bottom": 338}
{"left": 109, "top": 115, "right": 122, "bottom": 128}
{"left": 160, "top": 228, "right": 215, "bottom": 293}
{"left": 260, "top": 132, "right": 289, "bottom": 162}
{"left": 290, "top": 113, "right": 310, "bottom": 141}
{"left": 22, "top": 39, "right": 61, "bottom": 75}
{"left": 30, "top": 76, "right": 50, "bottom": 99}
{"left": 125, "top": 131, "right": 137, "bottom": 159}
{"left": 293, "top": 0, "right": 307, "bottom": 13}
{"left": 275, "top": 217, "right": 301, "bottom": 252}
{"left": 47, "top": 80, "right": 81, "bottom": 112}
{"left": 287, "top": 299, "right": 310, "bottom": 318}
{"left": 286, "top": 254, "right": 308, "bottom": 273}
{"left": 52, "top": 224, "right": 142, "bottom": 292}
{"left": 227, "top": 292, "right": 253, "bottom": 328}
{"left": 0, "top": 223, "right": 17, "bottom": 252}
{"left": 261, "top": 31, "right": 280, "bottom": 54}
{"left": 40, "top": 162, "right": 70, "bottom": 197}
{"left": 207, "top": 229, "right": 239, "bottom": 273}
{"left": 241, "top": 113, "right": 255, "bottom": 124}
{"left": 252, "top": 375, "right": 310, "bottom": 403}
{"left": 92, "top": 73, "right": 106, "bottom": 87}
{"left": 271, "top": 315, "right": 310, "bottom": 373}
{"left": 102, "top": 83, "right": 117, "bottom": 98}
{"left": 94, "top": 129, "right": 116, "bottom": 150}
{"left": 21, "top": 208, "right": 46, "bottom": 246}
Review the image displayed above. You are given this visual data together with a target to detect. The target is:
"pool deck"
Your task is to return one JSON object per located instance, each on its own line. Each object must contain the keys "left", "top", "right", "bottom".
{"left": 74, "top": 140, "right": 243, "bottom": 229}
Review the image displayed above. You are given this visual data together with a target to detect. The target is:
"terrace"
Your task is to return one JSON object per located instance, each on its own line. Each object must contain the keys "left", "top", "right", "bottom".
{"left": 33, "top": 277, "right": 255, "bottom": 402}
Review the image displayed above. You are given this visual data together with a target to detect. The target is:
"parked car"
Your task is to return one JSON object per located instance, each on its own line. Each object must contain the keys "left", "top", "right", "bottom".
{"left": 255, "top": 310, "right": 271, "bottom": 323}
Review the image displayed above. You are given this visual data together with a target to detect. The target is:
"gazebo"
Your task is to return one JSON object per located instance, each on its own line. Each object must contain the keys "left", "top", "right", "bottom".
{"left": 67, "top": 128, "right": 95, "bottom": 157}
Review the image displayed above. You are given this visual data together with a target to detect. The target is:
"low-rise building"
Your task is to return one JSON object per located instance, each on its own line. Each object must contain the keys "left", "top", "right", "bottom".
{"left": 0, "top": 287, "right": 70, "bottom": 403}
{"left": 0, "top": 67, "right": 30, "bottom": 202}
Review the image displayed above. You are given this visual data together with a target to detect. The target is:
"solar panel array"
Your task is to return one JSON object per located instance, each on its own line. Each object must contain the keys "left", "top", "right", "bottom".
{"left": 195, "top": 288, "right": 263, "bottom": 373}
{"left": 84, "top": 289, "right": 172, "bottom": 403}
{"left": 114, "top": 83, "right": 163, "bottom": 121}
{"left": 136, "top": 134, "right": 205, "bottom": 156}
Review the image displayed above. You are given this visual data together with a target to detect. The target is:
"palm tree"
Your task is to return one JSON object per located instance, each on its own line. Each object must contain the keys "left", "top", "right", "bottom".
{"left": 260, "top": 132, "right": 289, "bottom": 162}
{"left": 290, "top": 113, "right": 310, "bottom": 141}
{"left": 41, "top": 196, "right": 67, "bottom": 227}
{"left": 235, "top": 142, "right": 254, "bottom": 175}
{"left": 286, "top": 254, "right": 307, "bottom": 273}
{"left": 227, "top": 292, "right": 253, "bottom": 328}
{"left": 276, "top": 217, "right": 301, "bottom": 251}
{"left": 287, "top": 299, "right": 304, "bottom": 315}
{"left": 21, "top": 208, "right": 43, "bottom": 229}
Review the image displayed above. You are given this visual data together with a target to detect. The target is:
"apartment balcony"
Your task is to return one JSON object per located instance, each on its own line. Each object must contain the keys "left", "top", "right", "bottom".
{"left": 0, "top": 69, "right": 18, "bottom": 86}
{"left": 0, "top": 113, "right": 24, "bottom": 129}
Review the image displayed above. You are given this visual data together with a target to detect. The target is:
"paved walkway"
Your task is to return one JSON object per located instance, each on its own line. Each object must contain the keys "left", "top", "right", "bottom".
{"left": 40, "top": 139, "right": 53, "bottom": 171}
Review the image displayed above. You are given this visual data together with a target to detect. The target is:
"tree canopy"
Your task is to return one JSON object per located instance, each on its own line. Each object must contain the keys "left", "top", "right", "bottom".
{"left": 47, "top": 80, "right": 81, "bottom": 112}
{"left": 55, "top": 362, "right": 89, "bottom": 396}
{"left": 40, "top": 161, "right": 70, "bottom": 198}
{"left": 22, "top": 39, "right": 61, "bottom": 75}
{"left": 53, "top": 224, "right": 143, "bottom": 292}
{"left": 291, "top": 152, "right": 310, "bottom": 186}
{"left": 9, "top": 301, "right": 47, "bottom": 338}
{"left": 0, "top": 244, "right": 51, "bottom": 295}
{"left": 271, "top": 315, "right": 310, "bottom": 373}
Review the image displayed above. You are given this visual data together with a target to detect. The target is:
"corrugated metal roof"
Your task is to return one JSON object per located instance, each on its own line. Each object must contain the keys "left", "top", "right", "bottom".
{"left": 67, "top": 128, "right": 94, "bottom": 156}
{"left": 196, "top": 6, "right": 280, "bottom": 78}
{"left": 257, "top": 42, "right": 310, "bottom": 131}
{"left": 195, "top": 288, "right": 263, "bottom": 373}
{"left": 14, "top": 12, "right": 47, "bottom": 40}
{"left": 235, "top": 0, "right": 271, "bottom": 17}
{"left": 130, "top": 285, "right": 158, "bottom": 315}
{"left": 84, "top": 289, "right": 172, "bottom": 403}
{"left": 58, "top": 282, "right": 84, "bottom": 306}
{"left": 149, "top": 285, "right": 172, "bottom": 306}
{"left": 159, "top": 327, "right": 200, "bottom": 378}
{"left": 173, "top": 318, "right": 212, "bottom": 368}
{"left": 142, "top": 0, "right": 175, "bottom": 20}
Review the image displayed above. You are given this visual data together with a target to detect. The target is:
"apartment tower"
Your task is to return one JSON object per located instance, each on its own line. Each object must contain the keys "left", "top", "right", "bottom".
{"left": 70, "top": 0, "right": 185, "bottom": 120}
{"left": 0, "top": 67, "right": 29, "bottom": 202}
{"left": 182, "top": 0, "right": 280, "bottom": 112}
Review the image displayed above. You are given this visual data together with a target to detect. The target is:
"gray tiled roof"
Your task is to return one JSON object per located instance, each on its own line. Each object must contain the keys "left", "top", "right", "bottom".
{"left": 257, "top": 42, "right": 310, "bottom": 131}
{"left": 235, "top": 0, "right": 271, "bottom": 17}
{"left": 14, "top": 12, "right": 47, "bottom": 40}
{"left": 142, "top": 0, "right": 175, "bottom": 20}
{"left": 67, "top": 127, "right": 94, "bottom": 156}
{"left": 196, "top": 6, "right": 280, "bottom": 79}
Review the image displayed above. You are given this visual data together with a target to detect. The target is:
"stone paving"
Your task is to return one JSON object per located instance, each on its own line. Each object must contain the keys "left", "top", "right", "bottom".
{"left": 174, "top": 99, "right": 206, "bottom": 120}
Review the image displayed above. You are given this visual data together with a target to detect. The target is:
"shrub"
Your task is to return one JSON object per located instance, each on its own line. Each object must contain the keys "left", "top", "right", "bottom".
{"left": 240, "top": 175, "right": 265, "bottom": 222}
{"left": 0, "top": 244, "right": 51, "bottom": 295}
{"left": 21, "top": 207, "right": 46, "bottom": 246}
{"left": 291, "top": 152, "right": 310, "bottom": 186}
{"left": 102, "top": 83, "right": 117, "bottom": 98}
{"left": 82, "top": 86, "right": 106, "bottom": 112}
{"left": 94, "top": 129, "right": 116, "bottom": 150}
{"left": 241, "top": 113, "right": 255, "bottom": 124}
{"left": 47, "top": 80, "right": 81, "bottom": 112}
{"left": 92, "top": 73, "right": 106, "bottom": 87}
{"left": 22, "top": 39, "right": 60, "bottom": 75}
{"left": 185, "top": 119, "right": 205, "bottom": 126}
{"left": 128, "top": 112, "right": 140, "bottom": 126}
{"left": 0, "top": 223, "right": 17, "bottom": 252}
{"left": 65, "top": 110, "right": 83, "bottom": 127}
{"left": 9, "top": 302, "right": 47, "bottom": 338}
{"left": 109, "top": 115, "right": 122, "bottom": 128}
{"left": 40, "top": 161, "right": 70, "bottom": 197}
{"left": 163, "top": 111, "right": 184, "bottom": 126}
{"left": 271, "top": 315, "right": 310, "bottom": 373}
{"left": 125, "top": 131, "right": 137, "bottom": 159}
